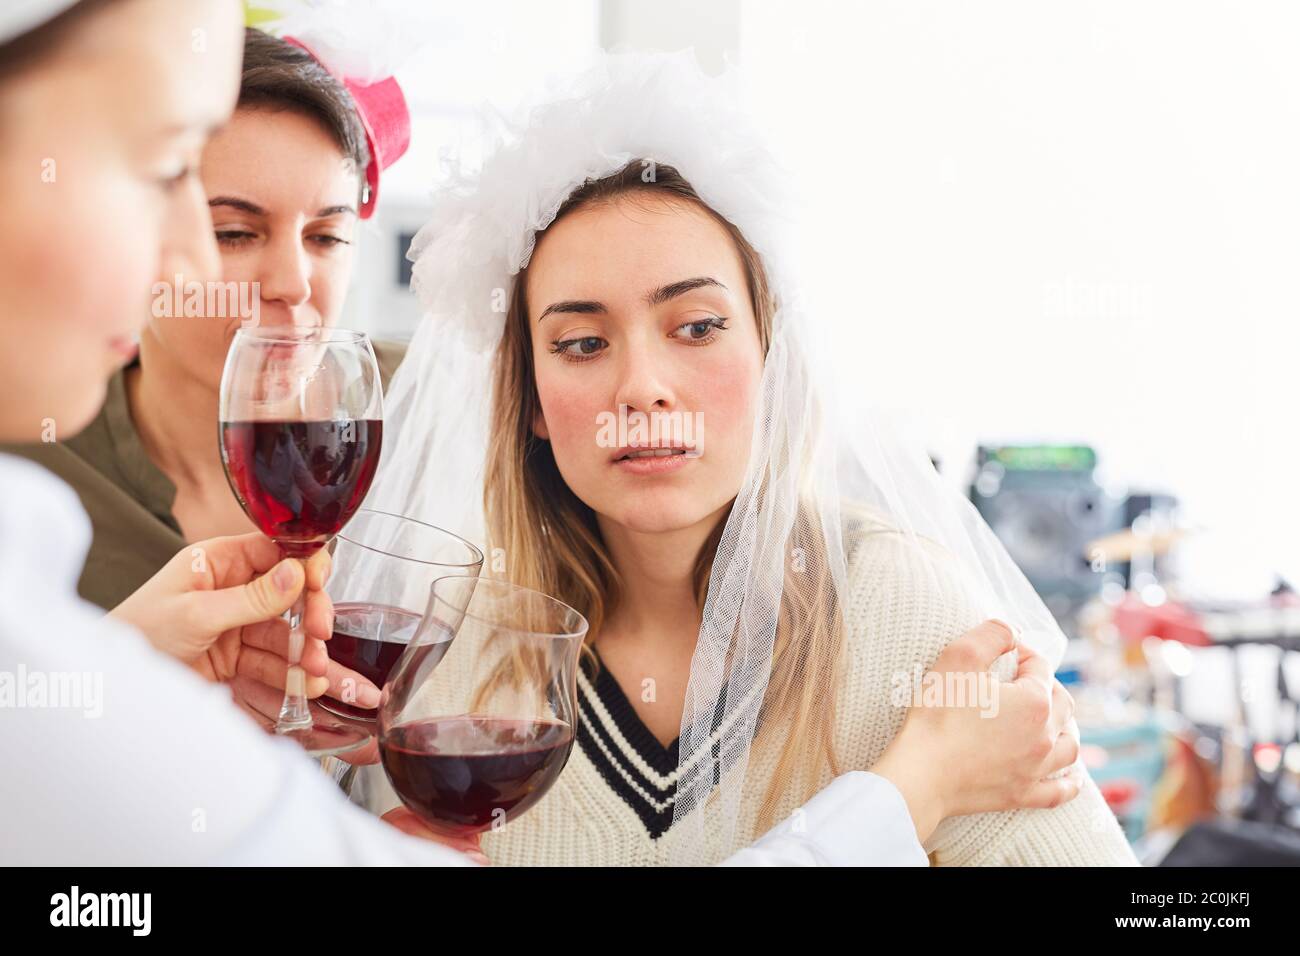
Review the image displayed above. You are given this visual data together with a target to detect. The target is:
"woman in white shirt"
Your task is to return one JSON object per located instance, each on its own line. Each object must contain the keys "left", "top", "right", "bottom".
{"left": 0, "top": 0, "right": 470, "bottom": 866}
{"left": 0, "top": 0, "right": 1083, "bottom": 866}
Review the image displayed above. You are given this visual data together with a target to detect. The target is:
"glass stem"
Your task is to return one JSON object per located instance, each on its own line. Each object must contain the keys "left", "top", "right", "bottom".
{"left": 275, "top": 559, "right": 312, "bottom": 733}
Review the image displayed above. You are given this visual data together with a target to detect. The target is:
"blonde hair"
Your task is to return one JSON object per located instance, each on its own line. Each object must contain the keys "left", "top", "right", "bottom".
{"left": 483, "top": 162, "right": 843, "bottom": 831}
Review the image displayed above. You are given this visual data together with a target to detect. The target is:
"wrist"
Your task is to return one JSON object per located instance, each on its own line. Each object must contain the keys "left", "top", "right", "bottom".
{"left": 107, "top": 598, "right": 150, "bottom": 645}
{"left": 110, "top": 589, "right": 192, "bottom": 662}
{"left": 872, "top": 729, "right": 946, "bottom": 845}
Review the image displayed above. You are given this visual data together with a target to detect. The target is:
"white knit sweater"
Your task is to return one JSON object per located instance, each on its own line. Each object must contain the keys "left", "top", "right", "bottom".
{"left": 350, "top": 518, "right": 1138, "bottom": 866}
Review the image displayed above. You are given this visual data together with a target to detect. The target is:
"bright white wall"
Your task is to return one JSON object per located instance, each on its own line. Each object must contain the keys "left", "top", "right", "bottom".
{"left": 340, "top": 1, "right": 601, "bottom": 342}
{"left": 346, "top": 0, "right": 1299, "bottom": 596}
{"left": 738, "top": 1, "right": 1300, "bottom": 595}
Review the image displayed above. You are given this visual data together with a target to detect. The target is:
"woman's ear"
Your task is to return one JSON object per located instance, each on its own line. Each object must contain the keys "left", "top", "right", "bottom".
{"left": 531, "top": 405, "right": 550, "bottom": 441}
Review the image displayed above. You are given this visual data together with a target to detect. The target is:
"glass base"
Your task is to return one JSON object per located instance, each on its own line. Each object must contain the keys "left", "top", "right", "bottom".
{"left": 316, "top": 696, "right": 379, "bottom": 724}
{"left": 275, "top": 721, "right": 372, "bottom": 758}
{"left": 245, "top": 704, "right": 374, "bottom": 759}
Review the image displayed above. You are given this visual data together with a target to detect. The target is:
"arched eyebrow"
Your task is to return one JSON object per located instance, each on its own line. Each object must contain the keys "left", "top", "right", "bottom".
{"left": 537, "top": 276, "right": 727, "bottom": 322}
{"left": 209, "top": 197, "right": 357, "bottom": 219}
{"left": 538, "top": 300, "right": 606, "bottom": 322}
{"left": 646, "top": 276, "right": 727, "bottom": 306}
{"left": 209, "top": 196, "right": 265, "bottom": 216}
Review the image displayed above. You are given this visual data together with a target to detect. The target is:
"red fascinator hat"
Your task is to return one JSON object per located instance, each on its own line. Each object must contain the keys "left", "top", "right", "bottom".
{"left": 285, "top": 35, "right": 411, "bottom": 219}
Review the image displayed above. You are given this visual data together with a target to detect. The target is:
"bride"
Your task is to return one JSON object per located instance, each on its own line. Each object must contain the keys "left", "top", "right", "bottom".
{"left": 348, "top": 52, "right": 1137, "bottom": 866}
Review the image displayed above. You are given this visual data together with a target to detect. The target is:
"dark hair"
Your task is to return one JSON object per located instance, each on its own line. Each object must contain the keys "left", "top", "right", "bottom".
{"left": 0, "top": 0, "right": 120, "bottom": 80}
{"left": 237, "top": 28, "right": 371, "bottom": 201}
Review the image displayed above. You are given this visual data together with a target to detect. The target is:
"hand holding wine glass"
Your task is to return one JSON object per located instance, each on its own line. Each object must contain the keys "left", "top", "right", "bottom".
{"left": 219, "top": 327, "right": 384, "bottom": 757}
{"left": 228, "top": 512, "right": 486, "bottom": 766}
{"left": 109, "top": 531, "right": 334, "bottom": 675}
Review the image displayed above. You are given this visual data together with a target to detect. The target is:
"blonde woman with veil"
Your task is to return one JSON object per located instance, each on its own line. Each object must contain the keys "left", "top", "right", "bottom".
{"left": 347, "top": 52, "right": 1137, "bottom": 867}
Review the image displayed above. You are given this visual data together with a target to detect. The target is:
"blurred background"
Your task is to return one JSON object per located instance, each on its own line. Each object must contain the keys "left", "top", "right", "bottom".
{"left": 339, "top": 0, "right": 1300, "bottom": 864}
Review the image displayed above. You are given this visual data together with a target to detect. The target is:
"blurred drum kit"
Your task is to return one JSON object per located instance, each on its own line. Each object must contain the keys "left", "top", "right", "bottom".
{"left": 970, "top": 443, "right": 1300, "bottom": 862}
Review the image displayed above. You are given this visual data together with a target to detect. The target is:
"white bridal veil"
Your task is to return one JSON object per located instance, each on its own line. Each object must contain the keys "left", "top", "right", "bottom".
{"left": 358, "top": 51, "right": 1067, "bottom": 863}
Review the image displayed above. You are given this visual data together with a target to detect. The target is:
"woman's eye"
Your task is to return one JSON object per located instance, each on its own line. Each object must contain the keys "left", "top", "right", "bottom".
{"left": 215, "top": 230, "right": 255, "bottom": 249}
{"left": 549, "top": 335, "right": 607, "bottom": 361}
{"left": 310, "top": 234, "right": 351, "bottom": 248}
{"left": 671, "top": 315, "right": 729, "bottom": 343}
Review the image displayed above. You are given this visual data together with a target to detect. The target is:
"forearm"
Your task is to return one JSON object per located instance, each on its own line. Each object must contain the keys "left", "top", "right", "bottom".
{"left": 869, "top": 736, "right": 946, "bottom": 845}
{"left": 6, "top": 612, "right": 473, "bottom": 866}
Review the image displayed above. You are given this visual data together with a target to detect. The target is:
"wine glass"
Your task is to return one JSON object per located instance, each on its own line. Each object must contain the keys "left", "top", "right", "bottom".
{"left": 378, "top": 577, "right": 587, "bottom": 836}
{"left": 320, "top": 510, "right": 484, "bottom": 724}
{"left": 219, "top": 326, "right": 383, "bottom": 757}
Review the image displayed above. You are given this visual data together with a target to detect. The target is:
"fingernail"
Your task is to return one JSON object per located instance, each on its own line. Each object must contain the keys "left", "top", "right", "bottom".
{"left": 990, "top": 618, "right": 1023, "bottom": 643}
{"left": 357, "top": 682, "right": 382, "bottom": 708}
{"left": 273, "top": 560, "right": 297, "bottom": 592}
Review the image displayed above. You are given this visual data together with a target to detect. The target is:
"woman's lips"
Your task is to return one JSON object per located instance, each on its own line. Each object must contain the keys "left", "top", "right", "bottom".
{"left": 108, "top": 336, "right": 138, "bottom": 361}
{"left": 610, "top": 447, "right": 698, "bottom": 475}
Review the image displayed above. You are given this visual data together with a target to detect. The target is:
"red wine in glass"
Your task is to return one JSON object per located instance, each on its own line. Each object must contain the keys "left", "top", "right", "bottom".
{"left": 220, "top": 327, "right": 384, "bottom": 759}
{"left": 220, "top": 419, "right": 382, "bottom": 558}
{"left": 380, "top": 716, "right": 575, "bottom": 833}
{"left": 322, "top": 602, "right": 437, "bottom": 721}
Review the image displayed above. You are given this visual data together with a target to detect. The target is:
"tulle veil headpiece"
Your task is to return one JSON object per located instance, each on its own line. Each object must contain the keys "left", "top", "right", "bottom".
{"left": 354, "top": 50, "right": 1067, "bottom": 863}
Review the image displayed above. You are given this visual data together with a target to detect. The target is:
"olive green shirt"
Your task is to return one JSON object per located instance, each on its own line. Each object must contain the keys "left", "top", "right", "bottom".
{"left": 3, "top": 340, "right": 407, "bottom": 611}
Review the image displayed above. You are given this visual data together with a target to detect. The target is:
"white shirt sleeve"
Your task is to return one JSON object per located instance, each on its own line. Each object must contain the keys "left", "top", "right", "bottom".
{"left": 719, "top": 771, "right": 929, "bottom": 866}
{"left": 1, "top": 608, "right": 477, "bottom": 866}
{"left": 0, "top": 454, "right": 470, "bottom": 867}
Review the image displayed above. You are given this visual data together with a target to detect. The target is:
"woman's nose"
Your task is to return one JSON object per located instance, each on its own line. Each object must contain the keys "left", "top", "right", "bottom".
{"left": 257, "top": 232, "right": 312, "bottom": 320}
{"left": 613, "top": 342, "right": 676, "bottom": 413}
